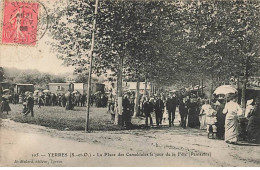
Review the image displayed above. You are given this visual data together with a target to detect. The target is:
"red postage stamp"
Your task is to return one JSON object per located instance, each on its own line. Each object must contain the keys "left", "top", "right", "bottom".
{"left": 1, "top": 0, "right": 39, "bottom": 45}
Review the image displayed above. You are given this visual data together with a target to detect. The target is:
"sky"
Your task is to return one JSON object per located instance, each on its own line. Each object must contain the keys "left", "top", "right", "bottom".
{"left": 0, "top": 37, "right": 75, "bottom": 75}
{"left": 0, "top": 0, "right": 74, "bottom": 75}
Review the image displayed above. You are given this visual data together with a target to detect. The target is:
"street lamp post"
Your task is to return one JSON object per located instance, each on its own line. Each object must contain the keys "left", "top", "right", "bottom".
{"left": 85, "top": 0, "right": 99, "bottom": 132}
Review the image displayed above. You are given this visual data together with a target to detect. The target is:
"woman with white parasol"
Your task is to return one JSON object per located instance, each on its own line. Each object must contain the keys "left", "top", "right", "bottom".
{"left": 214, "top": 85, "right": 242, "bottom": 144}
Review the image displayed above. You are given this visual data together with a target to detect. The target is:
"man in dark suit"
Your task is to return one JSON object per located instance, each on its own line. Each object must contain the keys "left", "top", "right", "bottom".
{"left": 81, "top": 93, "right": 86, "bottom": 107}
{"left": 25, "top": 92, "right": 34, "bottom": 117}
{"left": 179, "top": 95, "right": 189, "bottom": 128}
{"left": 122, "top": 93, "right": 133, "bottom": 128}
{"left": 166, "top": 93, "right": 177, "bottom": 127}
{"left": 143, "top": 97, "right": 154, "bottom": 127}
{"left": 154, "top": 95, "right": 164, "bottom": 127}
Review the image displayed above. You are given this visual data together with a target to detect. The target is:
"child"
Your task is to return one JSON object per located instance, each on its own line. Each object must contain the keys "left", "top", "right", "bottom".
{"left": 206, "top": 106, "right": 217, "bottom": 139}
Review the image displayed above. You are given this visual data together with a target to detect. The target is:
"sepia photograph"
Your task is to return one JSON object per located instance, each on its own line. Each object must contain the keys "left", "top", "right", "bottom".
{"left": 0, "top": 0, "right": 260, "bottom": 167}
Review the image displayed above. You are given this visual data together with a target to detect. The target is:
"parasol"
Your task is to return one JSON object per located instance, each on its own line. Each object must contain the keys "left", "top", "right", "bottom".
{"left": 214, "top": 85, "right": 237, "bottom": 95}
{"left": 25, "top": 91, "right": 30, "bottom": 95}
{"left": 43, "top": 89, "right": 50, "bottom": 93}
{"left": 185, "top": 88, "right": 190, "bottom": 92}
{"left": 34, "top": 90, "right": 40, "bottom": 93}
{"left": 169, "top": 90, "right": 176, "bottom": 93}
{"left": 3, "top": 89, "right": 10, "bottom": 93}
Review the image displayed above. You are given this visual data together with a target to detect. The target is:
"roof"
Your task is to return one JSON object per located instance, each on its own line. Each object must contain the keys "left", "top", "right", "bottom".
{"left": 124, "top": 82, "right": 151, "bottom": 90}
{"left": 245, "top": 86, "right": 260, "bottom": 91}
{"left": 16, "top": 84, "right": 34, "bottom": 86}
{"left": 48, "top": 83, "right": 71, "bottom": 85}
{"left": 0, "top": 82, "right": 16, "bottom": 85}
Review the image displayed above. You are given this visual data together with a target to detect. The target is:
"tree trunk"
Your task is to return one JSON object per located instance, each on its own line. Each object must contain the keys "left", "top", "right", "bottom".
{"left": 241, "top": 51, "right": 251, "bottom": 115}
{"left": 209, "top": 74, "right": 214, "bottom": 104}
{"left": 197, "top": 80, "right": 200, "bottom": 96}
{"left": 237, "top": 74, "right": 241, "bottom": 104}
{"left": 241, "top": 66, "right": 249, "bottom": 115}
{"left": 115, "top": 56, "right": 123, "bottom": 126}
{"left": 114, "top": 79, "right": 118, "bottom": 124}
{"left": 201, "top": 78, "right": 204, "bottom": 96}
{"left": 240, "top": 42, "right": 252, "bottom": 115}
{"left": 133, "top": 79, "right": 140, "bottom": 117}
{"left": 241, "top": 75, "right": 247, "bottom": 115}
{"left": 144, "top": 76, "right": 147, "bottom": 97}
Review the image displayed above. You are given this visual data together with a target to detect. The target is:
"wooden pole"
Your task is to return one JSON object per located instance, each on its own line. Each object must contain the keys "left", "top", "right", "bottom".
{"left": 85, "top": 0, "right": 99, "bottom": 132}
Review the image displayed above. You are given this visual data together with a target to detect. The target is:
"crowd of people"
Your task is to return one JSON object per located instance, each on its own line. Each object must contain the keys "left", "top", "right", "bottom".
{"left": 1, "top": 88, "right": 260, "bottom": 144}
{"left": 2, "top": 90, "right": 109, "bottom": 111}
{"left": 8, "top": 91, "right": 89, "bottom": 109}
{"left": 106, "top": 90, "right": 260, "bottom": 144}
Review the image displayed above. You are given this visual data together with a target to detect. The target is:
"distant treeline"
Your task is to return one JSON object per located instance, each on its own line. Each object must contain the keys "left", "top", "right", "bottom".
{"left": 1, "top": 67, "right": 106, "bottom": 89}
{"left": 2, "top": 67, "right": 66, "bottom": 89}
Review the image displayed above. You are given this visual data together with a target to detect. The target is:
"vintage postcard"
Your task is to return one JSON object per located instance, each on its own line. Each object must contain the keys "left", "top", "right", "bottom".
{"left": 0, "top": 0, "right": 260, "bottom": 167}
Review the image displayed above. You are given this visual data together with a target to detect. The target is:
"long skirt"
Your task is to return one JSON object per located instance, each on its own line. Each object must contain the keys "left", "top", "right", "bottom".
{"left": 1, "top": 101, "right": 11, "bottom": 112}
{"left": 199, "top": 115, "right": 207, "bottom": 130}
{"left": 247, "top": 116, "right": 260, "bottom": 143}
{"left": 225, "top": 115, "right": 239, "bottom": 143}
{"left": 217, "top": 113, "right": 226, "bottom": 139}
{"left": 188, "top": 109, "right": 200, "bottom": 128}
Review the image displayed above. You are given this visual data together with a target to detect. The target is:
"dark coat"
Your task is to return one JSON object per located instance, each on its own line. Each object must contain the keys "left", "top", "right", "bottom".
{"left": 122, "top": 97, "right": 131, "bottom": 113}
{"left": 154, "top": 99, "right": 164, "bottom": 113}
{"left": 1, "top": 98, "right": 11, "bottom": 112}
{"left": 179, "top": 98, "right": 188, "bottom": 116}
{"left": 143, "top": 101, "right": 153, "bottom": 114}
{"left": 27, "top": 96, "right": 34, "bottom": 108}
{"left": 81, "top": 94, "right": 86, "bottom": 102}
{"left": 166, "top": 97, "right": 177, "bottom": 111}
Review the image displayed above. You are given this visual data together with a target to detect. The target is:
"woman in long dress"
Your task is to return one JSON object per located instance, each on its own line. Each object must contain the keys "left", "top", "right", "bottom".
{"left": 188, "top": 96, "right": 200, "bottom": 128}
{"left": 1, "top": 95, "right": 11, "bottom": 114}
{"left": 223, "top": 94, "right": 242, "bottom": 144}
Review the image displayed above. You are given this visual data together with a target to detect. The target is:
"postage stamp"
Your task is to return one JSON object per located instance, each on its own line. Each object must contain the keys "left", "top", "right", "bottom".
{"left": 1, "top": 0, "right": 40, "bottom": 45}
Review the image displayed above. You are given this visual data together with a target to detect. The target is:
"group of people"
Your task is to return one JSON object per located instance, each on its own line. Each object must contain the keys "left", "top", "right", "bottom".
{"left": 4, "top": 90, "right": 109, "bottom": 111}
{"left": 33, "top": 91, "right": 88, "bottom": 109}
{"left": 94, "top": 93, "right": 108, "bottom": 108}
{"left": 2, "top": 88, "right": 259, "bottom": 144}
{"left": 199, "top": 94, "right": 260, "bottom": 144}
{"left": 1, "top": 92, "right": 35, "bottom": 117}
{"left": 107, "top": 90, "right": 260, "bottom": 144}
{"left": 107, "top": 91, "right": 206, "bottom": 128}
{"left": 141, "top": 93, "right": 178, "bottom": 127}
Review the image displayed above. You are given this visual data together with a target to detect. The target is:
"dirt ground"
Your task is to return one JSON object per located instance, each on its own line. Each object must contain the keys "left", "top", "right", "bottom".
{"left": 0, "top": 108, "right": 260, "bottom": 167}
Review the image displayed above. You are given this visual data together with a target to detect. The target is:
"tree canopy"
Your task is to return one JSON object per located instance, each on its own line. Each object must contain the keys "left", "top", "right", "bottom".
{"left": 48, "top": 0, "right": 260, "bottom": 88}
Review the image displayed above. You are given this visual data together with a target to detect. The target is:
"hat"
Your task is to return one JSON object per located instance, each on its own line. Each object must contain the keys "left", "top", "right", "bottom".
{"left": 247, "top": 99, "right": 253, "bottom": 106}
{"left": 218, "top": 96, "right": 224, "bottom": 100}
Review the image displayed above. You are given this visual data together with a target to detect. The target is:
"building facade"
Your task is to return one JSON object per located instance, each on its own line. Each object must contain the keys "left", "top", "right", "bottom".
{"left": 47, "top": 83, "right": 74, "bottom": 94}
